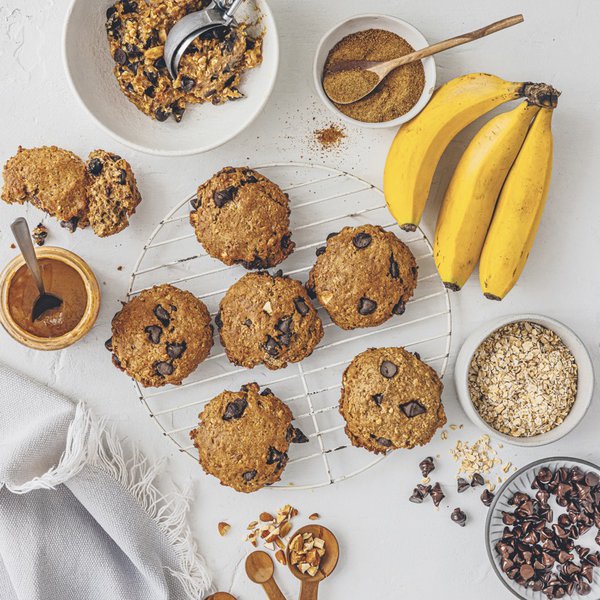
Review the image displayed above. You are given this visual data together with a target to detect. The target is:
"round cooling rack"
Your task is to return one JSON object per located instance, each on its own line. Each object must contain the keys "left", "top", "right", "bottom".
{"left": 128, "top": 163, "right": 452, "bottom": 489}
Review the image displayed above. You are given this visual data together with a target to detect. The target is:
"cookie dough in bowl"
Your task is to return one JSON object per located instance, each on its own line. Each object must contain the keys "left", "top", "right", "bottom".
{"left": 63, "top": 0, "right": 279, "bottom": 155}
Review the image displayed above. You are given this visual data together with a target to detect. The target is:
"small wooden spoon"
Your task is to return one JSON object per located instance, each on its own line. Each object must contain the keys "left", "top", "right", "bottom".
{"left": 245, "top": 551, "right": 287, "bottom": 600}
{"left": 286, "top": 525, "right": 339, "bottom": 600}
{"left": 205, "top": 594, "right": 236, "bottom": 600}
{"left": 324, "top": 14, "right": 524, "bottom": 104}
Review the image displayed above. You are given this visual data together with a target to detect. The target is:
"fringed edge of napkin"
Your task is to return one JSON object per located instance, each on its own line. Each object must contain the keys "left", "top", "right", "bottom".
{"left": 5, "top": 402, "right": 212, "bottom": 599}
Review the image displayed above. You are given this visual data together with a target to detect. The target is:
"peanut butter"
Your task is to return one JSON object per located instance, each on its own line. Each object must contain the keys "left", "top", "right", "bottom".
{"left": 8, "top": 258, "right": 87, "bottom": 338}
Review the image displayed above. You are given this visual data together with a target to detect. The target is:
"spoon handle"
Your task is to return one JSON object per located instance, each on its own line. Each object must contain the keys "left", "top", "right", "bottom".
{"left": 382, "top": 14, "right": 524, "bottom": 71}
{"left": 10, "top": 218, "right": 45, "bottom": 296}
{"left": 261, "top": 578, "right": 287, "bottom": 600}
{"left": 299, "top": 580, "right": 319, "bottom": 600}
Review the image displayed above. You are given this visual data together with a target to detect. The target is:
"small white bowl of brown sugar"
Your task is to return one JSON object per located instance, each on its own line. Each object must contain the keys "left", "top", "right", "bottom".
{"left": 313, "top": 14, "right": 436, "bottom": 128}
{"left": 455, "top": 315, "right": 594, "bottom": 447}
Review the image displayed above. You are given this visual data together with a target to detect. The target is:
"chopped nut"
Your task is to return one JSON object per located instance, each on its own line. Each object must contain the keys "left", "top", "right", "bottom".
{"left": 275, "top": 550, "right": 287, "bottom": 566}
{"left": 289, "top": 532, "right": 326, "bottom": 577}
{"left": 279, "top": 521, "right": 292, "bottom": 537}
{"left": 260, "top": 512, "right": 274, "bottom": 522}
{"left": 308, "top": 513, "right": 319, "bottom": 521}
{"left": 262, "top": 301, "right": 273, "bottom": 314}
{"left": 247, "top": 521, "right": 258, "bottom": 530}
{"left": 320, "top": 290, "right": 333, "bottom": 305}
{"left": 217, "top": 522, "right": 230, "bottom": 536}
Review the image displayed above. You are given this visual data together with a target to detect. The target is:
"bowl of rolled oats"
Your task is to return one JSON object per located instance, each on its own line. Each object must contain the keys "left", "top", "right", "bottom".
{"left": 455, "top": 315, "right": 594, "bottom": 447}
{"left": 63, "top": 0, "right": 279, "bottom": 156}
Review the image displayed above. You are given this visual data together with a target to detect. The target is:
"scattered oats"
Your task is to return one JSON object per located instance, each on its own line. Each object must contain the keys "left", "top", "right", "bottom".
{"left": 468, "top": 321, "right": 577, "bottom": 437}
{"left": 421, "top": 477, "right": 430, "bottom": 485}
{"left": 441, "top": 430, "right": 448, "bottom": 440}
{"left": 502, "top": 462, "right": 512, "bottom": 473}
{"left": 449, "top": 424, "right": 459, "bottom": 430}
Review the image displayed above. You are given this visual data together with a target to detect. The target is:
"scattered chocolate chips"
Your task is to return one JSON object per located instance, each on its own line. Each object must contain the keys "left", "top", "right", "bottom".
{"left": 400, "top": 400, "right": 426, "bottom": 418}
{"left": 87, "top": 158, "right": 103, "bottom": 176}
{"left": 242, "top": 470, "right": 257, "bottom": 482}
{"left": 266, "top": 447, "right": 287, "bottom": 471}
{"left": 114, "top": 47, "right": 127, "bottom": 65}
{"left": 260, "top": 388, "right": 272, "bottom": 396}
{"left": 144, "top": 325, "right": 162, "bottom": 344}
{"left": 104, "top": 338, "right": 113, "bottom": 352}
{"left": 166, "top": 341, "right": 186, "bottom": 359}
{"left": 352, "top": 232, "right": 372, "bottom": 249}
{"left": 60, "top": 217, "right": 79, "bottom": 233}
{"left": 380, "top": 360, "right": 397, "bottom": 379}
{"left": 326, "top": 231, "right": 338, "bottom": 240}
{"left": 32, "top": 223, "right": 48, "bottom": 246}
{"left": 223, "top": 397, "right": 248, "bottom": 421}
{"left": 431, "top": 482, "right": 445, "bottom": 507}
{"left": 214, "top": 312, "right": 223, "bottom": 329}
{"left": 392, "top": 300, "right": 406, "bottom": 315}
{"left": 410, "top": 488, "right": 425, "bottom": 504}
{"left": 154, "top": 304, "right": 170, "bottom": 327}
{"left": 358, "top": 297, "right": 377, "bottom": 315}
{"left": 471, "top": 472, "right": 485, "bottom": 487}
{"left": 372, "top": 393, "right": 383, "bottom": 407}
{"left": 315, "top": 246, "right": 326, "bottom": 256}
{"left": 457, "top": 478, "right": 470, "bottom": 493}
{"left": 451, "top": 508, "right": 467, "bottom": 527}
{"left": 375, "top": 436, "right": 393, "bottom": 448}
{"left": 155, "top": 107, "right": 170, "bottom": 122}
{"left": 481, "top": 489, "right": 495, "bottom": 507}
{"left": 181, "top": 76, "right": 196, "bottom": 92}
{"left": 419, "top": 456, "right": 435, "bottom": 478}
{"left": 276, "top": 317, "right": 292, "bottom": 334}
{"left": 213, "top": 186, "right": 236, "bottom": 208}
{"left": 294, "top": 297, "right": 310, "bottom": 317}
{"left": 155, "top": 361, "right": 174, "bottom": 377}
{"left": 286, "top": 426, "right": 308, "bottom": 444}
{"left": 263, "top": 336, "right": 279, "bottom": 357}
{"left": 389, "top": 254, "right": 399, "bottom": 279}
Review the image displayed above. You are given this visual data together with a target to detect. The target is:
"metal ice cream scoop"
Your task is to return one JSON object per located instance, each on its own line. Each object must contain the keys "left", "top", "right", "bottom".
{"left": 164, "top": 0, "right": 244, "bottom": 79}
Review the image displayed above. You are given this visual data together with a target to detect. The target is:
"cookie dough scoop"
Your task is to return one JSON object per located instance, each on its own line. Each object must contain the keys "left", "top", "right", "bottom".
{"left": 164, "top": 0, "right": 244, "bottom": 78}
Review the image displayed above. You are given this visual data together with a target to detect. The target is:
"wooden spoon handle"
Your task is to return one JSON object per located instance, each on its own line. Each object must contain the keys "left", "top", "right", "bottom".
{"left": 381, "top": 14, "right": 524, "bottom": 71}
{"left": 261, "top": 577, "right": 287, "bottom": 600}
{"left": 299, "top": 580, "right": 319, "bottom": 600}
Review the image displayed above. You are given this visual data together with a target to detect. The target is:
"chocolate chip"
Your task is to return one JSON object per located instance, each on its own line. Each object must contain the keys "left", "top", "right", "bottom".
{"left": 243, "top": 319, "right": 252, "bottom": 327}
{"left": 585, "top": 472, "right": 600, "bottom": 486}
{"left": 280, "top": 234, "right": 292, "bottom": 249}
{"left": 213, "top": 186, "right": 236, "bottom": 207}
{"left": 457, "top": 478, "right": 470, "bottom": 493}
{"left": 358, "top": 297, "right": 377, "bottom": 315}
{"left": 242, "top": 470, "right": 257, "bottom": 482}
{"left": 315, "top": 246, "right": 326, "bottom": 256}
{"left": 214, "top": 312, "right": 223, "bottom": 329}
{"left": 286, "top": 426, "right": 308, "bottom": 444}
{"left": 451, "top": 508, "right": 467, "bottom": 527}
{"left": 181, "top": 76, "right": 196, "bottom": 92}
{"left": 144, "top": 86, "right": 155, "bottom": 98}
{"left": 111, "top": 353, "right": 122, "bottom": 369}
{"left": 87, "top": 158, "right": 103, "bottom": 176}
{"left": 380, "top": 360, "right": 397, "bottom": 378}
{"left": 389, "top": 254, "right": 399, "bottom": 278}
{"left": 223, "top": 397, "right": 248, "bottom": 421}
{"left": 263, "top": 336, "right": 279, "bottom": 356}
{"left": 392, "top": 300, "right": 406, "bottom": 315}
{"left": 121, "top": 0, "right": 137, "bottom": 13}
{"left": 431, "top": 482, "right": 445, "bottom": 507}
{"left": 114, "top": 48, "right": 127, "bottom": 65}
{"left": 260, "top": 388, "right": 272, "bottom": 396}
{"left": 266, "top": 447, "right": 287, "bottom": 470}
{"left": 326, "top": 231, "right": 338, "bottom": 240}
{"left": 409, "top": 488, "right": 424, "bottom": 504}
{"left": 144, "top": 325, "right": 162, "bottom": 344}
{"left": 104, "top": 338, "right": 113, "bottom": 351}
{"left": 352, "top": 232, "right": 372, "bottom": 249}
{"left": 106, "top": 6, "right": 117, "bottom": 19}
{"left": 144, "top": 69, "right": 158, "bottom": 86}
{"left": 400, "top": 400, "right": 426, "bottom": 418}
{"left": 375, "top": 437, "right": 392, "bottom": 448}
{"left": 171, "top": 102, "right": 185, "bottom": 122}
{"left": 155, "top": 361, "right": 173, "bottom": 377}
{"left": 419, "top": 457, "right": 435, "bottom": 478}
{"left": 276, "top": 317, "right": 292, "bottom": 334}
{"left": 279, "top": 332, "right": 291, "bottom": 347}
{"left": 481, "top": 489, "right": 495, "bottom": 507}
{"left": 519, "top": 564, "right": 535, "bottom": 581}
{"left": 372, "top": 393, "right": 383, "bottom": 406}
{"left": 154, "top": 304, "right": 170, "bottom": 327}
{"left": 166, "top": 341, "right": 186, "bottom": 359}
{"left": 294, "top": 297, "right": 310, "bottom": 316}
{"left": 60, "top": 217, "right": 79, "bottom": 233}
{"left": 417, "top": 484, "right": 431, "bottom": 498}
{"left": 117, "top": 169, "right": 127, "bottom": 185}
{"left": 471, "top": 473, "right": 485, "bottom": 487}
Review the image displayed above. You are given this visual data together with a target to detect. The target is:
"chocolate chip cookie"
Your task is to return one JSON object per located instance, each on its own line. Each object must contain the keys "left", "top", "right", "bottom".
{"left": 339, "top": 347, "right": 445, "bottom": 454}
{"left": 1, "top": 146, "right": 90, "bottom": 230}
{"left": 306, "top": 225, "right": 418, "bottom": 330}
{"left": 217, "top": 271, "right": 323, "bottom": 370}
{"left": 190, "top": 383, "right": 308, "bottom": 492}
{"left": 105, "top": 0, "right": 263, "bottom": 122}
{"left": 86, "top": 150, "right": 142, "bottom": 237}
{"left": 190, "top": 167, "right": 294, "bottom": 269}
{"left": 109, "top": 284, "right": 213, "bottom": 387}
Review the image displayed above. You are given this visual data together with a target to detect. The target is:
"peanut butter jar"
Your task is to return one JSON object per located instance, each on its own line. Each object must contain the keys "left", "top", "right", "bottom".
{"left": 0, "top": 247, "right": 100, "bottom": 350}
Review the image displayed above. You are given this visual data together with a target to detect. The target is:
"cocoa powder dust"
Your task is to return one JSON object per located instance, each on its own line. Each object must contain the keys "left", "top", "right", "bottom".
{"left": 323, "top": 29, "right": 425, "bottom": 123}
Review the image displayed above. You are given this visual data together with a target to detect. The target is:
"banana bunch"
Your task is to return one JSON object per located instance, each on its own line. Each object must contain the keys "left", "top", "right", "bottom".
{"left": 384, "top": 73, "right": 559, "bottom": 300}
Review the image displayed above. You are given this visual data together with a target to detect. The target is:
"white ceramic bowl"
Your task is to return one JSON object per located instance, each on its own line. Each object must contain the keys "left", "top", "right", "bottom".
{"left": 313, "top": 14, "right": 436, "bottom": 129}
{"left": 455, "top": 314, "right": 594, "bottom": 447}
{"left": 63, "top": 0, "right": 279, "bottom": 156}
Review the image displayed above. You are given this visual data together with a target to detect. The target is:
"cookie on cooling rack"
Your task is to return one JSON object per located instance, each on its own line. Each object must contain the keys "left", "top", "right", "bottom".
{"left": 85, "top": 150, "right": 142, "bottom": 237}
{"left": 339, "top": 347, "right": 445, "bottom": 454}
{"left": 217, "top": 271, "right": 323, "bottom": 370}
{"left": 108, "top": 284, "right": 213, "bottom": 387}
{"left": 2, "top": 146, "right": 90, "bottom": 230}
{"left": 306, "top": 224, "right": 418, "bottom": 330}
{"left": 189, "top": 167, "right": 295, "bottom": 269}
{"left": 190, "top": 383, "right": 308, "bottom": 493}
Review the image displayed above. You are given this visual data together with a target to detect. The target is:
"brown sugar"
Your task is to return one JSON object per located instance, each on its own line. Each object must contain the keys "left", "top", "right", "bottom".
{"left": 323, "top": 29, "right": 425, "bottom": 123}
{"left": 323, "top": 69, "right": 380, "bottom": 104}
{"left": 313, "top": 124, "right": 346, "bottom": 150}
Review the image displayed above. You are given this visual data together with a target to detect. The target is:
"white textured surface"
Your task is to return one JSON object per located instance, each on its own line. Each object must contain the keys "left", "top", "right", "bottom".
{"left": 0, "top": 1, "right": 599, "bottom": 598}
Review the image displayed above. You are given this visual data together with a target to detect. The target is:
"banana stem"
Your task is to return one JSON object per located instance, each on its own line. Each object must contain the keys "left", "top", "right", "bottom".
{"left": 521, "top": 82, "right": 561, "bottom": 108}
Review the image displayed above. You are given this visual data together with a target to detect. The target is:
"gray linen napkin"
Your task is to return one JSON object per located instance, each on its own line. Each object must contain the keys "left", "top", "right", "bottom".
{"left": 0, "top": 363, "right": 211, "bottom": 600}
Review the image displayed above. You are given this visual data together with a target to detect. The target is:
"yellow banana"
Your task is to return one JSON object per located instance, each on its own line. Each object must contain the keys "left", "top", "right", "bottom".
{"left": 434, "top": 101, "right": 540, "bottom": 291}
{"left": 384, "top": 74, "right": 559, "bottom": 232}
{"left": 479, "top": 108, "right": 555, "bottom": 300}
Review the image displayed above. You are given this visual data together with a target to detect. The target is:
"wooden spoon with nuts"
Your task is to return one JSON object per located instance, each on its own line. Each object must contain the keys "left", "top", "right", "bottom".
{"left": 323, "top": 14, "right": 524, "bottom": 104}
{"left": 286, "top": 525, "right": 339, "bottom": 600}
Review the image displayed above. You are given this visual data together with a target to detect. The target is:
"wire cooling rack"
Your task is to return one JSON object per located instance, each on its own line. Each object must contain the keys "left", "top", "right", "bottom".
{"left": 128, "top": 163, "right": 452, "bottom": 489}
